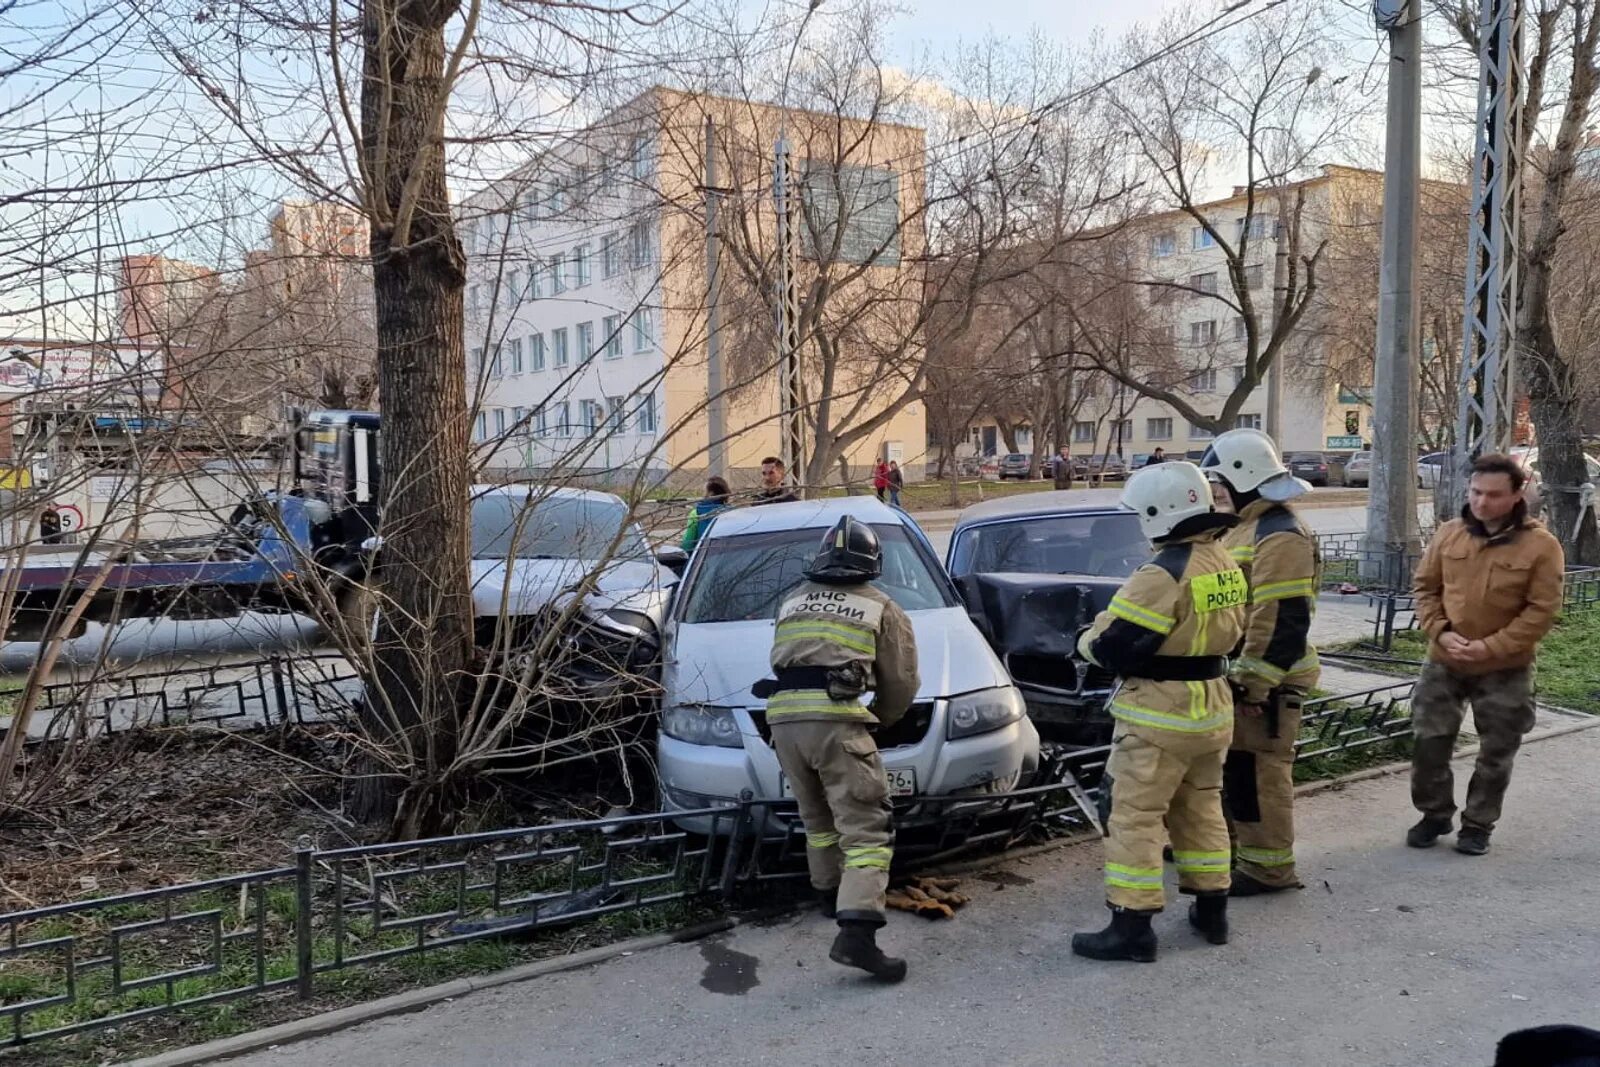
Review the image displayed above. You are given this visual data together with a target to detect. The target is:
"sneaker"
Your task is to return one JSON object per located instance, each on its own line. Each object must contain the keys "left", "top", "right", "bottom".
{"left": 1454, "top": 828, "right": 1491, "bottom": 856}
{"left": 1406, "top": 816, "right": 1453, "bottom": 849}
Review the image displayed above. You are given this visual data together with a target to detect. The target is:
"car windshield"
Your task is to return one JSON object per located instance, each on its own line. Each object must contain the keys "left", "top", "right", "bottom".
{"left": 680, "top": 524, "right": 954, "bottom": 623}
{"left": 1290, "top": 453, "right": 1324, "bottom": 462}
{"left": 470, "top": 492, "right": 650, "bottom": 562}
{"left": 1005, "top": 454, "right": 1027, "bottom": 462}
{"left": 949, "top": 511, "right": 1148, "bottom": 580}
{"left": 1352, "top": 452, "right": 1372, "bottom": 462}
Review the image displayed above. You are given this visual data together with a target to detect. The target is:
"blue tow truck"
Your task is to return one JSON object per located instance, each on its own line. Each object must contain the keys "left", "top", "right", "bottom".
{"left": 4, "top": 411, "right": 381, "bottom": 642}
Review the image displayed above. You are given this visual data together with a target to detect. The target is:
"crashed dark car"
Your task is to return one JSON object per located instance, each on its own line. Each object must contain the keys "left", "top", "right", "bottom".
{"left": 945, "top": 491, "right": 1150, "bottom": 745}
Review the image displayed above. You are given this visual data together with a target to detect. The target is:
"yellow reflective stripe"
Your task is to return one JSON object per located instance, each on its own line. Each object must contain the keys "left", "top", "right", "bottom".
{"left": 807, "top": 831, "right": 841, "bottom": 850}
{"left": 1237, "top": 845, "right": 1295, "bottom": 868}
{"left": 1290, "top": 649, "right": 1320, "bottom": 672}
{"left": 1186, "top": 680, "right": 1206, "bottom": 720}
{"left": 774, "top": 620, "right": 876, "bottom": 655}
{"left": 1230, "top": 545, "right": 1256, "bottom": 563}
{"left": 1110, "top": 698, "right": 1231, "bottom": 734}
{"left": 1109, "top": 596, "right": 1175, "bottom": 635}
{"left": 1233, "top": 656, "right": 1288, "bottom": 685}
{"left": 843, "top": 846, "right": 893, "bottom": 870}
{"left": 1105, "top": 863, "right": 1164, "bottom": 890}
{"left": 1252, "top": 577, "right": 1317, "bottom": 603}
{"left": 1172, "top": 850, "right": 1231, "bottom": 874}
{"left": 765, "top": 691, "right": 874, "bottom": 720}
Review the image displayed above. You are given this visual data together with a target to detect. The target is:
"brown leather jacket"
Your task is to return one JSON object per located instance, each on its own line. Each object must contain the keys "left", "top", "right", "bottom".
{"left": 1413, "top": 505, "right": 1565, "bottom": 675}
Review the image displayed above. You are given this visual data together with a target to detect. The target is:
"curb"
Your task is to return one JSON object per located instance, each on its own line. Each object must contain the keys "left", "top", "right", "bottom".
{"left": 119, "top": 917, "right": 736, "bottom": 1067}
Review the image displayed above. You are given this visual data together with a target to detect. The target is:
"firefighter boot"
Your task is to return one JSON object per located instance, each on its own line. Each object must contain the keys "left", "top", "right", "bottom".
{"left": 816, "top": 887, "right": 839, "bottom": 919}
{"left": 1187, "top": 891, "right": 1229, "bottom": 945}
{"left": 830, "top": 920, "right": 907, "bottom": 983}
{"left": 1071, "top": 906, "right": 1158, "bottom": 963}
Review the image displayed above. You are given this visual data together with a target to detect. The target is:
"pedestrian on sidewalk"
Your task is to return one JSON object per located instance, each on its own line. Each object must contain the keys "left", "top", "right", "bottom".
{"left": 1202, "top": 429, "right": 1321, "bottom": 898}
{"left": 680, "top": 476, "right": 731, "bottom": 553}
{"left": 887, "top": 460, "right": 903, "bottom": 508}
{"left": 756, "top": 516, "right": 919, "bottom": 982}
{"left": 753, "top": 456, "right": 799, "bottom": 505}
{"left": 872, "top": 459, "right": 890, "bottom": 502}
{"left": 1071, "top": 462, "right": 1246, "bottom": 962}
{"left": 1407, "top": 453, "right": 1565, "bottom": 856}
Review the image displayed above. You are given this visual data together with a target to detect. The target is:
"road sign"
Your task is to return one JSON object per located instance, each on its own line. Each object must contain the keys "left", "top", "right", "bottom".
{"left": 1326, "top": 435, "right": 1363, "bottom": 450}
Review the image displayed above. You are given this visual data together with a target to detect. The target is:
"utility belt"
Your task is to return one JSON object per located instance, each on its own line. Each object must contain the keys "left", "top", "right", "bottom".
{"left": 1229, "top": 684, "right": 1307, "bottom": 740}
{"left": 750, "top": 662, "right": 869, "bottom": 703}
{"left": 1135, "top": 655, "right": 1229, "bottom": 682}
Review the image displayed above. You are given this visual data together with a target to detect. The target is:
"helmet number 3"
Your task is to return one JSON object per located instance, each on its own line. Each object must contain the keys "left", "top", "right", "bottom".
{"left": 1187, "top": 489, "right": 1199, "bottom": 503}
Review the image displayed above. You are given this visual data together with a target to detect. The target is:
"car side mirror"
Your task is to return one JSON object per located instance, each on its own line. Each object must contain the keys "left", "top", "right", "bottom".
{"left": 655, "top": 545, "right": 689, "bottom": 577}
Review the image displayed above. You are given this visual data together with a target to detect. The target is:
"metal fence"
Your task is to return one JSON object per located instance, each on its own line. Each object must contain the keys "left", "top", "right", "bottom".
{"left": 1354, "top": 566, "right": 1600, "bottom": 652}
{"left": 1, "top": 682, "right": 1417, "bottom": 1049}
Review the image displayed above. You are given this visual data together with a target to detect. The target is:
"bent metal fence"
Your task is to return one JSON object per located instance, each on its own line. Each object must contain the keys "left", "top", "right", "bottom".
{"left": 1354, "top": 566, "right": 1600, "bottom": 652}
{"left": 0, "top": 680, "right": 1416, "bottom": 1049}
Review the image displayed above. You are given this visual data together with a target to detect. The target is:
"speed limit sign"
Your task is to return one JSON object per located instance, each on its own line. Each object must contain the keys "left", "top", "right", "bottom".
{"left": 51, "top": 503, "right": 83, "bottom": 531}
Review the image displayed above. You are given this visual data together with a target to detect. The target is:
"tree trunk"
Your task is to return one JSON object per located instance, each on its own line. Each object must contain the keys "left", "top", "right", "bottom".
{"left": 355, "top": 0, "right": 477, "bottom": 835}
{"left": 1525, "top": 342, "right": 1600, "bottom": 563}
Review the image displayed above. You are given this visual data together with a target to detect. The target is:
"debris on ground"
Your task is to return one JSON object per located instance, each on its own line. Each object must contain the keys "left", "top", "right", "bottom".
{"left": 887, "top": 875, "right": 971, "bottom": 919}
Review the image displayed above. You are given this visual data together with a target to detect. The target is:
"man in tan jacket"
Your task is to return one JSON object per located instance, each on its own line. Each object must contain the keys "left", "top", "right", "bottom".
{"left": 1408, "top": 453, "right": 1566, "bottom": 856}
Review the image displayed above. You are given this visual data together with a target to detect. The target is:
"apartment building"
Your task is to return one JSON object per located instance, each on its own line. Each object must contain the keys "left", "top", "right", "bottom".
{"left": 460, "top": 86, "right": 928, "bottom": 486}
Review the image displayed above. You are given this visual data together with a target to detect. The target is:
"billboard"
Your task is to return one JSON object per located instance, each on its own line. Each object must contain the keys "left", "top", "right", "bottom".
{"left": 0, "top": 343, "right": 159, "bottom": 397}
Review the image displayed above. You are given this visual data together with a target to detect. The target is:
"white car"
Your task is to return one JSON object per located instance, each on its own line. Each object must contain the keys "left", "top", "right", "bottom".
{"left": 657, "top": 497, "right": 1041, "bottom": 832}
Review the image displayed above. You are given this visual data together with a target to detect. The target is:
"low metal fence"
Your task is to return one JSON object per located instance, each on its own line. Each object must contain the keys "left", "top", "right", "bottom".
{"left": 1355, "top": 565, "right": 1600, "bottom": 652}
{"left": 0, "top": 682, "right": 1418, "bottom": 1048}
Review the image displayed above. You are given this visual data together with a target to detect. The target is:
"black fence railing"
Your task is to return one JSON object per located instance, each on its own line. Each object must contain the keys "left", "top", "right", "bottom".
{"left": 0, "top": 682, "right": 1418, "bottom": 1049}
{"left": 1353, "top": 566, "right": 1600, "bottom": 652}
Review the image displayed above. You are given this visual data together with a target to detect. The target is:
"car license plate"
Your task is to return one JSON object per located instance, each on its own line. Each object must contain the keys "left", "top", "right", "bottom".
{"left": 780, "top": 768, "right": 917, "bottom": 798}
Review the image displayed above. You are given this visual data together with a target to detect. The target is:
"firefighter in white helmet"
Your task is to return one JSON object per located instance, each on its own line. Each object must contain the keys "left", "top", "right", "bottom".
{"left": 1071, "top": 462, "right": 1248, "bottom": 962}
{"left": 1201, "top": 428, "right": 1321, "bottom": 896}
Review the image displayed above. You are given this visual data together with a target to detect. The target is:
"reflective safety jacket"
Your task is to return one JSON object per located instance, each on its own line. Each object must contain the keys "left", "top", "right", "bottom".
{"left": 767, "top": 580, "right": 919, "bottom": 728}
{"left": 1223, "top": 499, "right": 1322, "bottom": 702}
{"left": 1077, "top": 529, "right": 1247, "bottom": 733}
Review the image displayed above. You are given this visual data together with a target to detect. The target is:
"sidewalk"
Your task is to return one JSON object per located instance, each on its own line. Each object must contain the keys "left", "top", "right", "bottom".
{"left": 221, "top": 723, "right": 1600, "bottom": 1067}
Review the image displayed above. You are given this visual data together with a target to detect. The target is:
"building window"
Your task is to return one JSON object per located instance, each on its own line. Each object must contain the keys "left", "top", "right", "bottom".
{"left": 1147, "top": 417, "right": 1174, "bottom": 441}
{"left": 470, "top": 346, "right": 485, "bottom": 377}
{"left": 1235, "top": 412, "right": 1263, "bottom": 430}
{"left": 581, "top": 400, "right": 602, "bottom": 434}
{"left": 1072, "top": 420, "right": 1096, "bottom": 444}
{"left": 1192, "top": 226, "right": 1216, "bottom": 251}
{"left": 631, "top": 136, "right": 652, "bottom": 181}
{"left": 608, "top": 396, "right": 626, "bottom": 433}
{"left": 1345, "top": 409, "right": 1361, "bottom": 435}
{"left": 548, "top": 175, "right": 567, "bottom": 216}
{"left": 1237, "top": 214, "right": 1271, "bottom": 242}
{"left": 530, "top": 333, "right": 545, "bottom": 371}
{"left": 637, "top": 391, "right": 657, "bottom": 434}
{"left": 556, "top": 400, "right": 571, "bottom": 436}
{"left": 1189, "top": 368, "right": 1218, "bottom": 393}
{"left": 602, "top": 233, "right": 621, "bottom": 278}
{"left": 1244, "top": 263, "right": 1264, "bottom": 290}
{"left": 603, "top": 315, "right": 622, "bottom": 358}
{"left": 475, "top": 411, "right": 488, "bottom": 441}
{"left": 1189, "top": 420, "right": 1214, "bottom": 440}
{"left": 509, "top": 337, "right": 523, "bottom": 374}
{"left": 535, "top": 404, "right": 548, "bottom": 436}
{"left": 469, "top": 285, "right": 482, "bottom": 314}
{"left": 1232, "top": 364, "right": 1247, "bottom": 388}
{"left": 629, "top": 220, "right": 652, "bottom": 269}
{"left": 577, "top": 321, "right": 595, "bottom": 364}
{"left": 552, "top": 327, "right": 569, "bottom": 368}
{"left": 550, "top": 255, "right": 566, "bottom": 295}
{"left": 1151, "top": 278, "right": 1176, "bottom": 306}
{"left": 512, "top": 406, "right": 528, "bottom": 436}
{"left": 493, "top": 408, "right": 507, "bottom": 437}
{"left": 1190, "top": 272, "right": 1218, "bottom": 297}
{"left": 1190, "top": 320, "right": 1217, "bottom": 344}
{"left": 529, "top": 262, "right": 544, "bottom": 300}
{"left": 507, "top": 269, "right": 522, "bottom": 302}
{"left": 1234, "top": 317, "right": 1249, "bottom": 342}
{"left": 489, "top": 345, "right": 504, "bottom": 378}
{"left": 632, "top": 307, "right": 653, "bottom": 352}
{"left": 573, "top": 244, "right": 591, "bottom": 288}
{"left": 1113, "top": 419, "right": 1133, "bottom": 442}
{"left": 1151, "top": 231, "right": 1176, "bottom": 257}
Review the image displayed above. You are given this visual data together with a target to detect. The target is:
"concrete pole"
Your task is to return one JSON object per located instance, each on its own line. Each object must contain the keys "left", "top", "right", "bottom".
{"left": 1366, "top": 0, "right": 1423, "bottom": 582}
{"left": 1266, "top": 219, "right": 1288, "bottom": 441}
{"left": 704, "top": 116, "right": 727, "bottom": 479}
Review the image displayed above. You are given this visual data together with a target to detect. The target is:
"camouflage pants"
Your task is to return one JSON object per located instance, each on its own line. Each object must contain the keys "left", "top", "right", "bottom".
{"left": 1410, "top": 662, "right": 1536, "bottom": 834}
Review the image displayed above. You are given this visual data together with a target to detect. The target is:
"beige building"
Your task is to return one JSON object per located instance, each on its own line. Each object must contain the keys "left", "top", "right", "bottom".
{"left": 460, "top": 86, "right": 928, "bottom": 488}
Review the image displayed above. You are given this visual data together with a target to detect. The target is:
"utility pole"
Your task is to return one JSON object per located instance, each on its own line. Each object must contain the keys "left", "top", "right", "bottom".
{"left": 1367, "top": 0, "right": 1423, "bottom": 582}
{"left": 1451, "top": 0, "right": 1524, "bottom": 517}
{"left": 703, "top": 115, "right": 728, "bottom": 479}
{"left": 772, "top": 136, "right": 805, "bottom": 494}
{"left": 1266, "top": 210, "right": 1288, "bottom": 441}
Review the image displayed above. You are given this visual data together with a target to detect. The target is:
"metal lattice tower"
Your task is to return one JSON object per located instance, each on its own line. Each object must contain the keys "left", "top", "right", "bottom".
{"left": 772, "top": 137, "right": 806, "bottom": 488}
{"left": 1454, "top": 0, "right": 1525, "bottom": 494}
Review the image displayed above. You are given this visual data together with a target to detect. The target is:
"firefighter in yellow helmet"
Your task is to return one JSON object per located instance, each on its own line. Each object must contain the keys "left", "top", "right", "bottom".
{"left": 1072, "top": 461, "right": 1247, "bottom": 962}
{"left": 1201, "top": 429, "right": 1322, "bottom": 896}
{"left": 758, "top": 514, "right": 919, "bottom": 982}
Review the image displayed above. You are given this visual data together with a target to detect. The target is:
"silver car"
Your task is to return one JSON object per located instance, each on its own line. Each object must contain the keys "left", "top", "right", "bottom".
{"left": 656, "top": 497, "right": 1040, "bottom": 833}
{"left": 1344, "top": 450, "right": 1372, "bottom": 487}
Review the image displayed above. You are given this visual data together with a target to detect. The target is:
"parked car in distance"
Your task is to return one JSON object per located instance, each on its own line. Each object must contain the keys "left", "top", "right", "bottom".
{"left": 1417, "top": 451, "right": 1447, "bottom": 489}
{"left": 1288, "top": 452, "right": 1333, "bottom": 487}
{"left": 1344, "top": 450, "right": 1372, "bottom": 488}
{"left": 997, "top": 453, "right": 1034, "bottom": 480}
{"left": 657, "top": 497, "right": 1040, "bottom": 833}
{"left": 946, "top": 491, "right": 1150, "bottom": 745}
{"left": 1513, "top": 447, "right": 1600, "bottom": 518}
{"left": 1071, "top": 454, "right": 1129, "bottom": 483}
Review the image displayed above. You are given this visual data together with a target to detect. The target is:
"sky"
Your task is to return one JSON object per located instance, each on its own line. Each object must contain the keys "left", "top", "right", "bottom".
{"left": 883, "top": 0, "right": 1178, "bottom": 63}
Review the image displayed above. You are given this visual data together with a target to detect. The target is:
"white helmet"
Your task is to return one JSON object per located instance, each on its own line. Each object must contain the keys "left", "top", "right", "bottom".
{"left": 1121, "top": 462, "right": 1214, "bottom": 542}
{"left": 1201, "top": 428, "right": 1296, "bottom": 494}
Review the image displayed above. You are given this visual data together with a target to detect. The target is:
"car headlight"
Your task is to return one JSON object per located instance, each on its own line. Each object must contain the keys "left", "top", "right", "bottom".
{"left": 597, "top": 607, "right": 656, "bottom": 639}
{"left": 946, "top": 686, "right": 1026, "bottom": 740}
{"left": 661, "top": 704, "right": 744, "bottom": 748}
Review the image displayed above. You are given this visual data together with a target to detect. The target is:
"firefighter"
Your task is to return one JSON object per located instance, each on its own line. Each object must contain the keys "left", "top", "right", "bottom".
{"left": 1201, "top": 428, "right": 1322, "bottom": 896}
{"left": 760, "top": 515, "right": 919, "bottom": 982}
{"left": 1072, "top": 462, "right": 1247, "bottom": 962}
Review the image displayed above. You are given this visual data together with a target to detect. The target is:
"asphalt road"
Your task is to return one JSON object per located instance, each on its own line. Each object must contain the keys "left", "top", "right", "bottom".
{"left": 226, "top": 723, "right": 1600, "bottom": 1067}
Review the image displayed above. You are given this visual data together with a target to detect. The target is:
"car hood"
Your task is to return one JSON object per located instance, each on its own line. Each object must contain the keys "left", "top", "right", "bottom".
{"left": 665, "top": 606, "right": 1008, "bottom": 708}
{"left": 468, "top": 556, "right": 669, "bottom": 622}
{"left": 954, "top": 571, "right": 1123, "bottom": 658}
